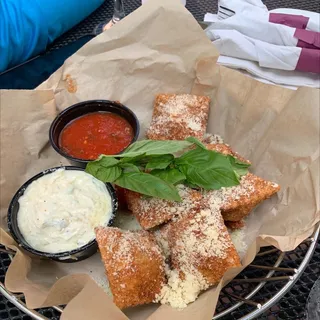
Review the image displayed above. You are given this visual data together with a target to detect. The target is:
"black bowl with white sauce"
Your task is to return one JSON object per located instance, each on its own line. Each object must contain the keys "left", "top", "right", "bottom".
{"left": 7, "top": 166, "right": 117, "bottom": 262}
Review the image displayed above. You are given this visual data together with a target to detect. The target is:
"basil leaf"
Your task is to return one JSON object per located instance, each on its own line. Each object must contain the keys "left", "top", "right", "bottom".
{"left": 119, "top": 154, "right": 147, "bottom": 163}
{"left": 227, "top": 155, "right": 251, "bottom": 168}
{"left": 94, "top": 166, "right": 122, "bottom": 183}
{"left": 85, "top": 157, "right": 119, "bottom": 176}
{"left": 150, "top": 168, "right": 186, "bottom": 185}
{"left": 177, "top": 148, "right": 247, "bottom": 173}
{"left": 85, "top": 163, "right": 99, "bottom": 176}
{"left": 115, "top": 172, "right": 181, "bottom": 201}
{"left": 119, "top": 163, "right": 140, "bottom": 172}
{"left": 122, "top": 140, "right": 192, "bottom": 157}
{"left": 97, "top": 140, "right": 191, "bottom": 159}
{"left": 86, "top": 156, "right": 122, "bottom": 182}
{"left": 184, "top": 181, "right": 199, "bottom": 189}
{"left": 179, "top": 165, "right": 240, "bottom": 190}
{"left": 234, "top": 167, "right": 249, "bottom": 177}
{"left": 96, "top": 156, "right": 119, "bottom": 167}
{"left": 207, "top": 167, "right": 240, "bottom": 187}
{"left": 177, "top": 149, "right": 242, "bottom": 189}
{"left": 99, "top": 151, "right": 147, "bottom": 158}
{"left": 185, "top": 136, "right": 207, "bottom": 149}
{"left": 227, "top": 155, "right": 250, "bottom": 177}
{"left": 175, "top": 147, "right": 216, "bottom": 168}
{"left": 122, "top": 140, "right": 151, "bottom": 153}
{"left": 146, "top": 154, "right": 174, "bottom": 170}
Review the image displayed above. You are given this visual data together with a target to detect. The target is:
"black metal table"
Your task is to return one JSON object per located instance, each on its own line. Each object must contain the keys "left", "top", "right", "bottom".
{"left": 0, "top": 1, "right": 319, "bottom": 319}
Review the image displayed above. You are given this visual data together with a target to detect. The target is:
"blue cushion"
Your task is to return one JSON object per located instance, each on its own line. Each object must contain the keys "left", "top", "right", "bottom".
{"left": 0, "top": 0, "right": 104, "bottom": 72}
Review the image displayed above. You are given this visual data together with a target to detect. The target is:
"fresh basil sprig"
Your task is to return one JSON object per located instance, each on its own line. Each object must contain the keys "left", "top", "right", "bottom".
{"left": 150, "top": 168, "right": 186, "bottom": 185}
{"left": 175, "top": 147, "right": 246, "bottom": 189}
{"left": 145, "top": 154, "right": 174, "bottom": 170}
{"left": 85, "top": 138, "right": 250, "bottom": 201}
{"left": 115, "top": 172, "right": 181, "bottom": 201}
{"left": 97, "top": 140, "right": 193, "bottom": 158}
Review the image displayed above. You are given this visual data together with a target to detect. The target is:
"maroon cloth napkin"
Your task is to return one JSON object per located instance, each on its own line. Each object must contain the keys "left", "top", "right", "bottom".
{"left": 269, "top": 13, "right": 309, "bottom": 29}
{"left": 296, "top": 48, "right": 320, "bottom": 73}
{"left": 270, "top": 13, "right": 320, "bottom": 50}
{"left": 294, "top": 29, "right": 320, "bottom": 49}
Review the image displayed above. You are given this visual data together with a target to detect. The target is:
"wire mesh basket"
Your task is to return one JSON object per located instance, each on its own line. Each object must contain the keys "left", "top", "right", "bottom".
{"left": 0, "top": 1, "right": 319, "bottom": 319}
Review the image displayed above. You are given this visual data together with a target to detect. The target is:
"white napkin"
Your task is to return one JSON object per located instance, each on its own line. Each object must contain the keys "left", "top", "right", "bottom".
{"left": 204, "top": 0, "right": 320, "bottom": 88}
{"left": 209, "top": 0, "right": 320, "bottom": 32}
{"left": 208, "top": 14, "right": 298, "bottom": 47}
{"left": 206, "top": 29, "right": 300, "bottom": 70}
{"left": 218, "top": 56, "right": 320, "bottom": 88}
{"left": 217, "top": 0, "right": 268, "bottom": 18}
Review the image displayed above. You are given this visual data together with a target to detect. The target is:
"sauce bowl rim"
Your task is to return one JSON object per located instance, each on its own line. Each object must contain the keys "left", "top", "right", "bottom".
{"left": 49, "top": 99, "right": 140, "bottom": 164}
{"left": 7, "top": 166, "right": 117, "bottom": 259}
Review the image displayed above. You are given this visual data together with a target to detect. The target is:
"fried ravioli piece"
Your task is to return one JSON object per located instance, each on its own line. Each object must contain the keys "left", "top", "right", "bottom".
{"left": 147, "top": 94, "right": 210, "bottom": 140}
{"left": 202, "top": 133, "right": 224, "bottom": 144}
{"left": 125, "top": 185, "right": 203, "bottom": 229}
{"left": 222, "top": 173, "right": 280, "bottom": 221}
{"left": 205, "top": 173, "right": 280, "bottom": 222}
{"left": 95, "top": 227, "right": 166, "bottom": 309}
{"left": 168, "top": 208, "right": 241, "bottom": 287}
{"left": 225, "top": 220, "right": 245, "bottom": 230}
{"left": 154, "top": 222, "right": 173, "bottom": 259}
{"left": 203, "top": 144, "right": 278, "bottom": 222}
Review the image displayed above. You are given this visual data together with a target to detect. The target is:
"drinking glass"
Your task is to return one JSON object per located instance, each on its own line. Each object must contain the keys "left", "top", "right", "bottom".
{"left": 94, "top": 0, "right": 186, "bottom": 35}
{"left": 93, "top": 0, "right": 125, "bottom": 34}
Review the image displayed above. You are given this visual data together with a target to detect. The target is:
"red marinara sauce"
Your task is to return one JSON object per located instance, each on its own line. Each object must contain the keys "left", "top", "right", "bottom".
{"left": 59, "top": 112, "right": 134, "bottom": 160}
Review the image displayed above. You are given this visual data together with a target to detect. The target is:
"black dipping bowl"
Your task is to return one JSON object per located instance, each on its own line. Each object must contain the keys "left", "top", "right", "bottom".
{"left": 7, "top": 166, "right": 118, "bottom": 263}
{"left": 49, "top": 100, "right": 140, "bottom": 168}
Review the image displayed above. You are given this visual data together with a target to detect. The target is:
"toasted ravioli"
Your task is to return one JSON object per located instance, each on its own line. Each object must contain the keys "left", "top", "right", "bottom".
{"left": 153, "top": 222, "right": 173, "bottom": 259}
{"left": 168, "top": 208, "right": 241, "bottom": 286}
{"left": 147, "top": 94, "right": 210, "bottom": 140}
{"left": 95, "top": 227, "right": 166, "bottom": 309}
{"left": 225, "top": 220, "right": 245, "bottom": 230}
{"left": 221, "top": 173, "right": 280, "bottom": 221}
{"left": 125, "top": 185, "right": 203, "bottom": 229}
{"left": 205, "top": 173, "right": 280, "bottom": 222}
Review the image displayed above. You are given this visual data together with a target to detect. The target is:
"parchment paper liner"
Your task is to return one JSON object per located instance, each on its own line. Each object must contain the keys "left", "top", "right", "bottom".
{"left": 0, "top": 0, "right": 319, "bottom": 319}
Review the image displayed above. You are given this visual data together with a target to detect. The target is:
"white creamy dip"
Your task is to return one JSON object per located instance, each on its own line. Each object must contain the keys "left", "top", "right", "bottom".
{"left": 17, "top": 169, "right": 113, "bottom": 253}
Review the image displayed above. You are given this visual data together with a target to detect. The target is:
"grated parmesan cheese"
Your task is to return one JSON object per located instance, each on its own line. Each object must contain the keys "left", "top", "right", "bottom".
{"left": 155, "top": 207, "right": 239, "bottom": 308}
{"left": 229, "top": 227, "right": 248, "bottom": 258}
{"left": 155, "top": 267, "right": 208, "bottom": 309}
{"left": 204, "top": 174, "right": 257, "bottom": 210}
{"left": 127, "top": 184, "right": 203, "bottom": 229}
{"left": 186, "top": 119, "right": 202, "bottom": 131}
{"left": 203, "top": 133, "right": 224, "bottom": 144}
{"left": 147, "top": 94, "right": 210, "bottom": 141}
{"left": 154, "top": 228, "right": 171, "bottom": 258}
{"left": 174, "top": 209, "right": 230, "bottom": 261}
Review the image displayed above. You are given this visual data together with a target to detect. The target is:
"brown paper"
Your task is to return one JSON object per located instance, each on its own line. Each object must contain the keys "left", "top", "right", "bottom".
{"left": 60, "top": 279, "right": 128, "bottom": 320}
{"left": 0, "top": 90, "right": 60, "bottom": 226}
{"left": 0, "top": 0, "right": 319, "bottom": 319}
